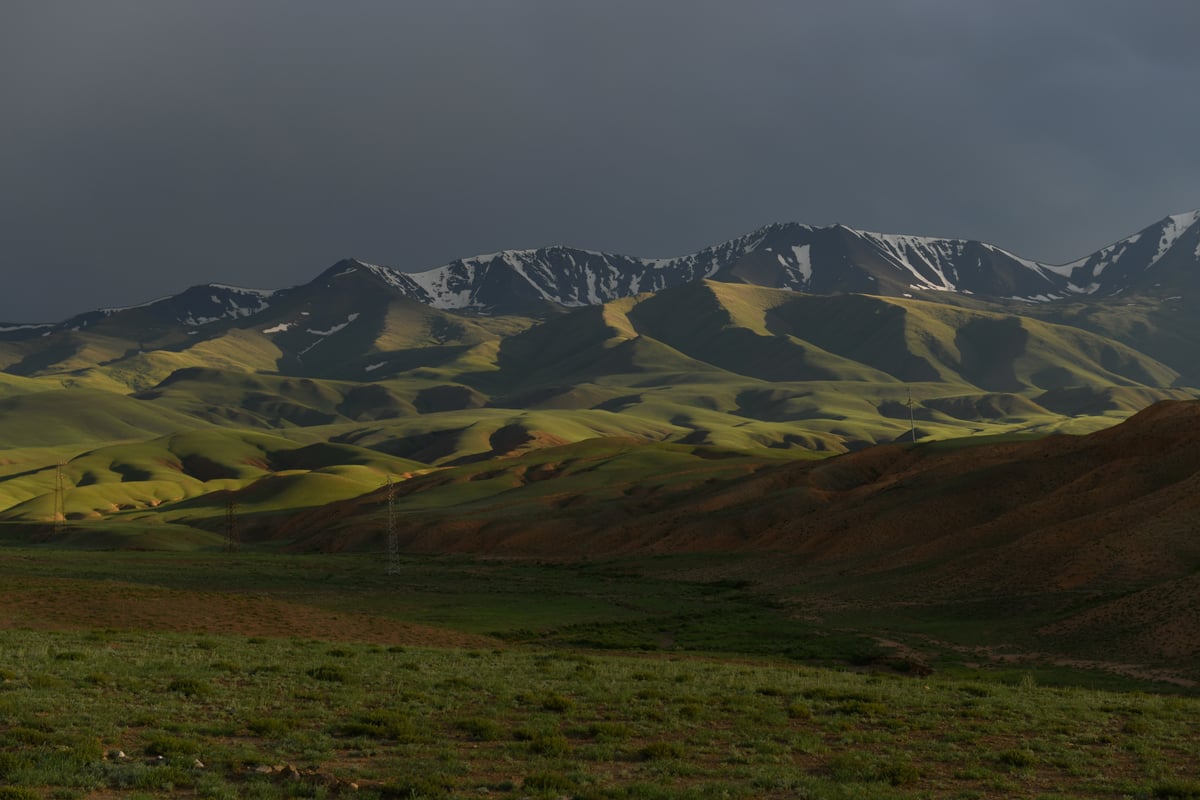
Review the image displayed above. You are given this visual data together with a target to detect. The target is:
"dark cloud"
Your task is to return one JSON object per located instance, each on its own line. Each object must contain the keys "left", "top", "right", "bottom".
{"left": 3, "top": 1, "right": 1198, "bottom": 320}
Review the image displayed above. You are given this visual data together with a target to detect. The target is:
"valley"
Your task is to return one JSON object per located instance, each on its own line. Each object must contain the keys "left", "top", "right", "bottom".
{"left": 1, "top": 216, "right": 1200, "bottom": 670}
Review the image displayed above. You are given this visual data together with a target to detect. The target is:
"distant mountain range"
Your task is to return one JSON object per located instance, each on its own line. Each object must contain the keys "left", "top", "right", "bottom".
{"left": 0, "top": 210, "right": 1197, "bottom": 449}
{"left": 4, "top": 210, "right": 1199, "bottom": 334}
{"left": 3, "top": 209, "right": 1198, "bottom": 393}
{"left": 381, "top": 209, "right": 1200, "bottom": 313}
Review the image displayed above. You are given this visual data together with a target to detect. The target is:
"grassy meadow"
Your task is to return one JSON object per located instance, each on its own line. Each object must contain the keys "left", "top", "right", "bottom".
{"left": 2, "top": 278, "right": 1197, "bottom": 547}
{"left": 1, "top": 550, "right": 1199, "bottom": 799}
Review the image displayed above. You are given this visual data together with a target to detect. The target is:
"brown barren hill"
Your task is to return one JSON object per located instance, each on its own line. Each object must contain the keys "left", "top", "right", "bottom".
{"left": 290, "top": 401, "right": 1200, "bottom": 571}
{"left": 277, "top": 400, "right": 1200, "bottom": 664}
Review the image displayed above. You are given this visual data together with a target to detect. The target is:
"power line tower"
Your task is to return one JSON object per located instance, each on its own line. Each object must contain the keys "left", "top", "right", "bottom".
{"left": 224, "top": 499, "right": 239, "bottom": 552}
{"left": 53, "top": 461, "right": 66, "bottom": 536}
{"left": 906, "top": 389, "right": 917, "bottom": 444}
{"left": 385, "top": 475, "right": 401, "bottom": 575}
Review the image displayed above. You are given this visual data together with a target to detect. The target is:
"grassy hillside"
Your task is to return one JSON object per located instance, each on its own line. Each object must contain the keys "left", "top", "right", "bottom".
{"left": 10, "top": 403, "right": 1197, "bottom": 683}
{"left": 0, "top": 282, "right": 1192, "bottom": 550}
{"left": 242, "top": 400, "right": 1200, "bottom": 682}
{"left": 0, "top": 429, "right": 424, "bottom": 526}
{"left": 0, "top": 282, "right": 1194, "bottom": 544}
{"left": 0, "top": 389, "right": 210, "bottom": 447}
{"left": 1021, "top": 295, "right": 1200, "bottom": 387}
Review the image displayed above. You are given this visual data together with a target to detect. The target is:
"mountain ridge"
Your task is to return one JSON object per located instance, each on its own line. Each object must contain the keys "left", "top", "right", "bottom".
{"left": 354, "top": 209, "right": 1200, "bottom": 312}
{"left": 5, "top": 210, "right": 1199, "bottom": 331}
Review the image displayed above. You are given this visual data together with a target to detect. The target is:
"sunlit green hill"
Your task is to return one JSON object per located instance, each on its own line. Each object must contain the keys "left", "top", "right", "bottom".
{"left": 0, "top": 273, "right": 1195, "bottom": 545}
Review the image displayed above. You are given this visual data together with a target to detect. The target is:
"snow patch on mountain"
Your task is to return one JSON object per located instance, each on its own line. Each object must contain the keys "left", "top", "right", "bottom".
{"left": 208, "top": 284, "right": 276, "bottom": 297}
{"left": 306, "top": 313, "right": 360, "bottom": 337}
{"left": 100, "top": 296, "right": 173, "bottom": 314}
{"left": 791, "top": 244, "right": 813, "bottom": 282}
{"left": 1150, "top": 211, "right": 1200, "bottom": 268}
{"left": 1056, "top": 237, "right": 1138, "bottom": 279}
{"left": 858, "top": 231, "right": 963, "bottom": 291}
{"left": 404, "top": 262, "right": 480, "bottom": 308}
{"left": 182, "top": 315, "right": 220, "bottom": 326}
{"left": 0, "top": 322, "right": 53, "bottom": 332}
{"left": 500, "top": 252, "right": 570, "bottom": 305}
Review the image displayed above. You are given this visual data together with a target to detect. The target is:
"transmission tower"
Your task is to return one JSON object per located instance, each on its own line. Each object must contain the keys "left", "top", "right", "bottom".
{"left": 53, "top": 461, "right": 66, "bottom": 536}
{"left": 385, "top": 475, "right": 400, "bottom": 575}
{"left": 224, "top": 499, "right": 239, "bottom": 552}
{"left": 906, "top": 389, "right": 917, "bottom": 443}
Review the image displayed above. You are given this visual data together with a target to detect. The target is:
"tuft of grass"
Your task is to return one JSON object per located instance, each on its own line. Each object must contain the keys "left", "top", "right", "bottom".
{"left": 245, "top": 718, "right": 289, "bottom": 737}
{"left": 1154, "top": 780, "right": 1200, "bottom": 799}
{"left": 524, "top": 731, "right": 570, "bottom": 757}
{"left": 376, "top": 774, "right": 455, "bottom": 799}
{"left": 540, "top": 692, "right": 574, "bottom": 713}
{"left": 0, "top": 788, "right": 43, "bottom": 800}
{"left": 333, "top": 712, "right": 420, "bottom": 742}
{"left": 305, "top": 664, "right": 348, "bottom": 683}
{"left": 637, "top": 741, "right": 686, "bottom": 761}
{"left": 523, "top": 771, "right": 576, "bottom": 791}
{"left": 997, "top": 748, "right": 1038, "bottom": 769}
{"left": 827, "top": 752, "right": 922, "bottom": 786}
{"left": 143, "top": 734, "right": 201, "bottom": 758}
{"left": 454, "top": 717, "right": 505, "bottom": 741}
{"left": 167, "top": 678, "right": 211, "bottom": 697}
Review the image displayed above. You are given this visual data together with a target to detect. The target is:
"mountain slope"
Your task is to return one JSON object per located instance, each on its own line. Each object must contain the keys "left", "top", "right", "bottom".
{"left": 1049, "top": 210, "right": 1200, "bottom": 297}
{"left": 0, "top": 428, "right": 425, "bottom": 524}
{"left": 0, "top": 279, "right": 1188, "bottom": 462}
{"left": 3, "top": 212, "right": 1200, "bottom": 393}
{"left": 376, "top": 211, "right": 1200, "bottom": 312}
{"left": 270, "top": 399, "right": 1200, "bottom": 673}
{"left": 6, "top": 210, "right": 1200, "bottom": 333}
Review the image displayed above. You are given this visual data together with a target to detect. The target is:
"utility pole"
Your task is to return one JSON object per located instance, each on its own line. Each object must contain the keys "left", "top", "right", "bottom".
{"left": 907, "top": 389, "right": 917, "bottom": 444}
{"left": 53, "top": 461, "right": 66, "bottom": 536}
{"left": 225, "top": 499, "right": 238, "bottom": 552}
{"left": 385, "top": 475, "right": 400, "bottom": 575}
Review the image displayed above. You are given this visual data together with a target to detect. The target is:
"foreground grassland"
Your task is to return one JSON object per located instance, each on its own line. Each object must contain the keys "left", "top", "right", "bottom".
{"left": 1, "top": 551, "right": 1199, "bottom": 799}
{"left": 3, "top": 628, "right": 1200, "bottom": 800}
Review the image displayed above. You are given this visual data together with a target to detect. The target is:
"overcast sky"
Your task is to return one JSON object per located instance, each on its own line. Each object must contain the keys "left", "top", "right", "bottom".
{"left": 3, "top": 1, "right": 1199, "bottom": 321}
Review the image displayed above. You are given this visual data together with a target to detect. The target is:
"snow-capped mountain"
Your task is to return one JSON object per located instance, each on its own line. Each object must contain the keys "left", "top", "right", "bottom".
{"left": 4, "top": 211, "right": 1198, "bottom": 339}
{"left": 1043, "top": 210, "right": 1200, "bottom": 297}
{"left": 356, "top": 210, "right": 1200, "bottom": 313}
{"left": 338, "top": 229, "right": 775, "bottom": 315}
{"left": 0, "top": 283, "right": 276, "bottom": 341}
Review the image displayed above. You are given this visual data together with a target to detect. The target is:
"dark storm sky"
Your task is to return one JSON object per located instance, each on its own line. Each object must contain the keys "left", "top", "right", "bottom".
{"left": 3, "top": 1, "right": 1199, "bottom": 322}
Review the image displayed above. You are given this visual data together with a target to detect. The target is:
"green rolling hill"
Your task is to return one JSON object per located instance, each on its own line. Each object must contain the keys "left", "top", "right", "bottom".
{"left": 0, "top": 263, "right": 1195, "bottom": 545}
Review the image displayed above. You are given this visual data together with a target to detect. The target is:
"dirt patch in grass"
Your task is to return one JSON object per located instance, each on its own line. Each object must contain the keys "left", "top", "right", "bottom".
{"left": 0, "top": 576, "right": 495, "bottom": 648}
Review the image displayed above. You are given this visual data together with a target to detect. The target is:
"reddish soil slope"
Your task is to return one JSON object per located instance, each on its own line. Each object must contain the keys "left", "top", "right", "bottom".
{"left": 278, "top": 401, "right": 1200, "bottom": 663}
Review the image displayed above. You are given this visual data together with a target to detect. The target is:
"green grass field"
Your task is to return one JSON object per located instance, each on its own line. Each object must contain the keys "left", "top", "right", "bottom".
{"left": 1, "top": 546, "right": 1199, "bottom": 798}
{"left": 2, "top": 619, "right": 1199, "bottom": 799}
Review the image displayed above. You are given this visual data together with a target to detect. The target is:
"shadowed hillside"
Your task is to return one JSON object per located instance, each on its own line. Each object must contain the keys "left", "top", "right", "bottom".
{"left": 269, "top": 400, "right": 1200, "bottom": 676}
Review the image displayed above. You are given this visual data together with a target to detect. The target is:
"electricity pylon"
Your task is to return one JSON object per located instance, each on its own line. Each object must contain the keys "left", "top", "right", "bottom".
{"left": 225, "top": 499, "right": 239, "bottom": 552}
{"left": 907, "top": 389, "right": 917, "bottom": 443}
{"left": 385, "top": 475, "right": 400, "bottom": 575}
{"left": 53, "top": 461, "right": 66, "bottom": 536}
